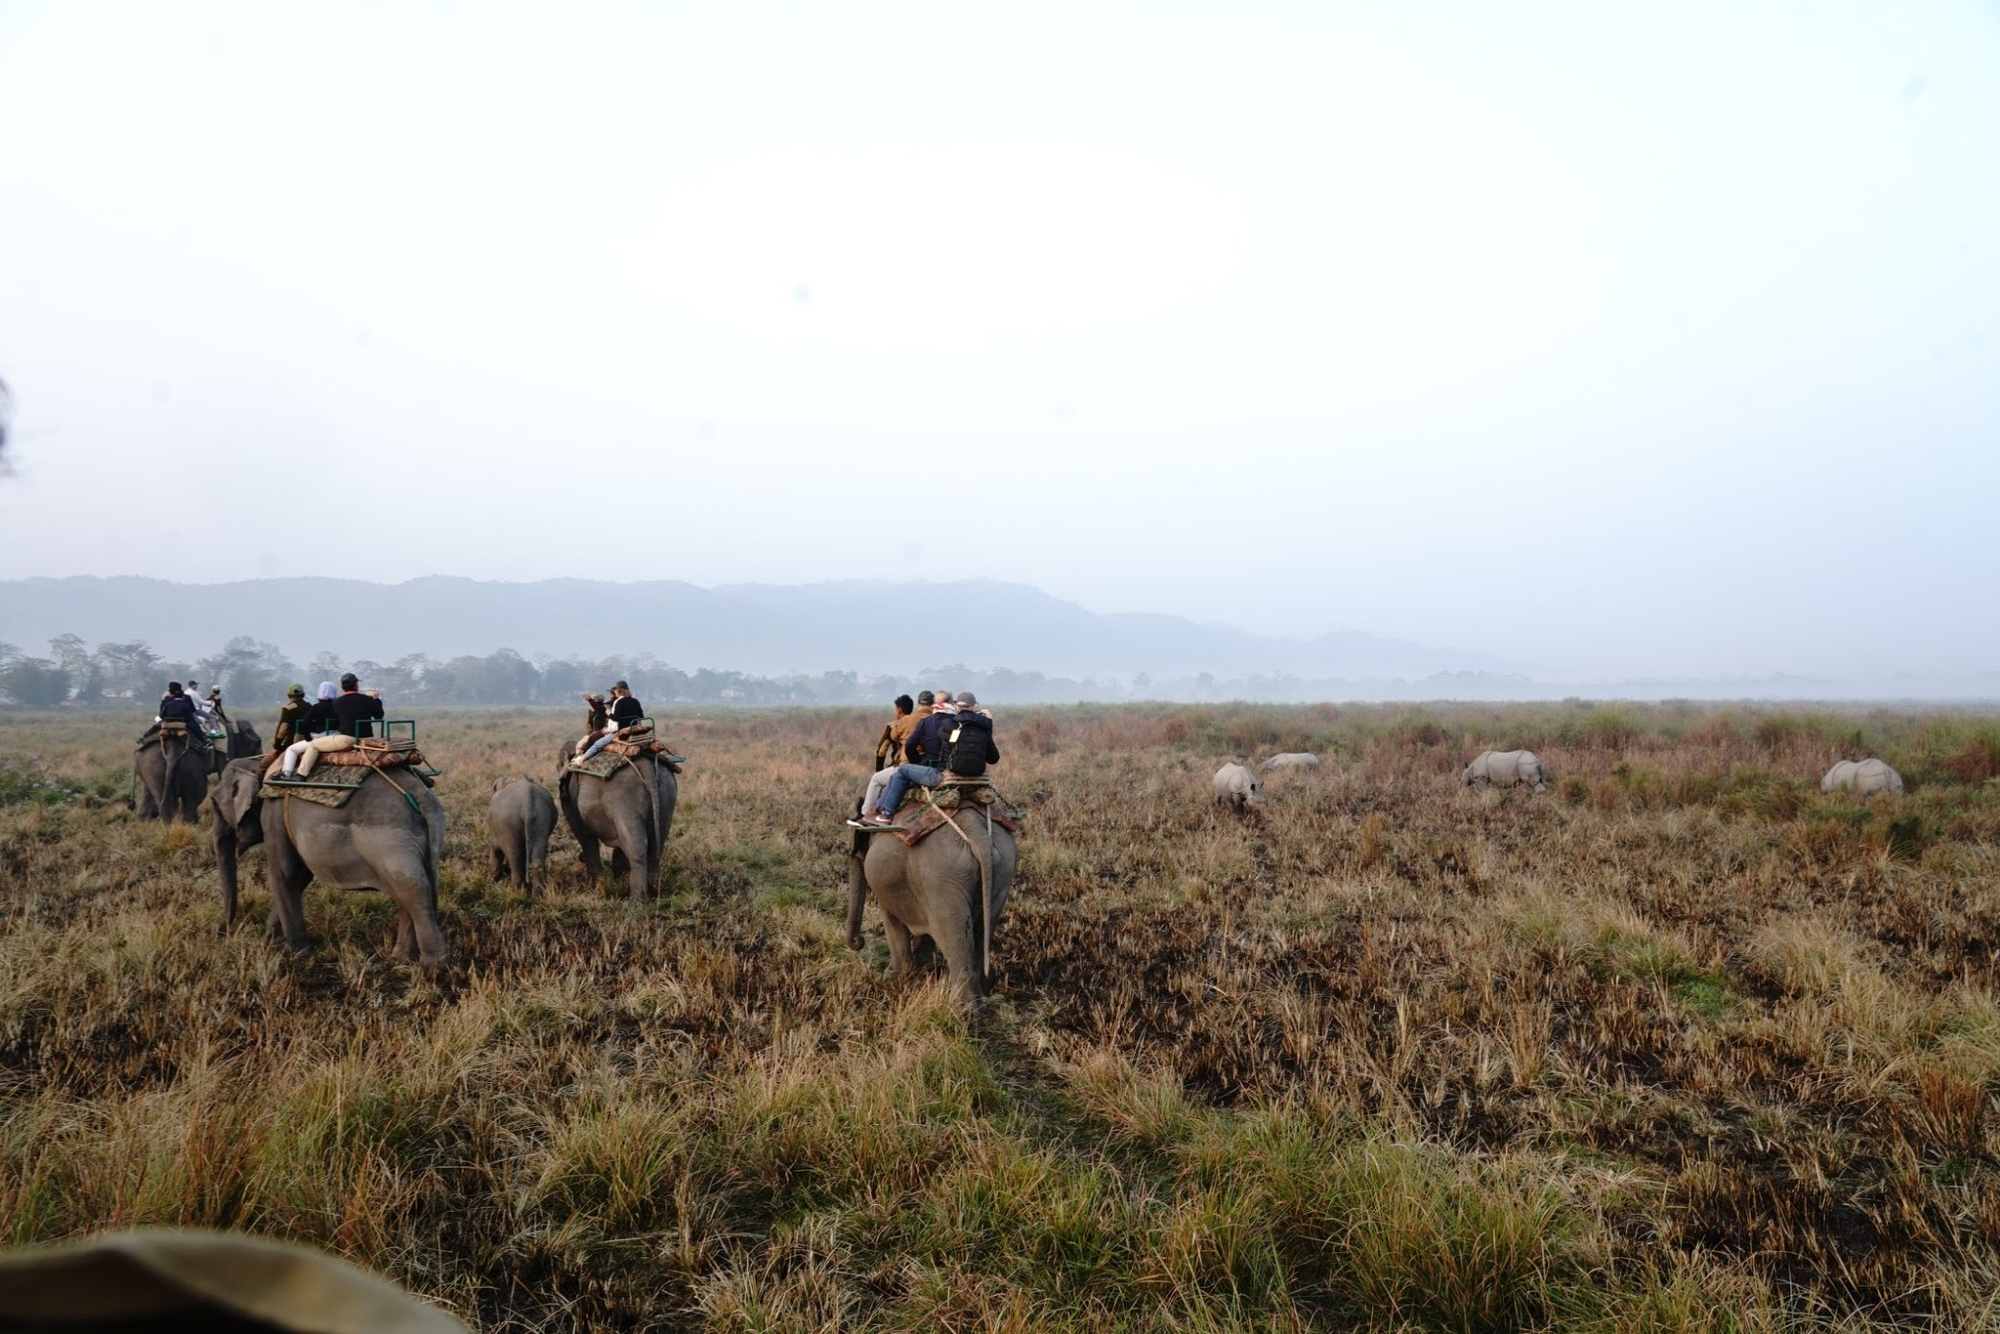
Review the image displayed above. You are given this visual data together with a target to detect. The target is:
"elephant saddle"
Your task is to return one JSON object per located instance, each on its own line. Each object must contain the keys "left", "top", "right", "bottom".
{"left": 260, "top": 748, "right": 433, "bottom": 807}
{"left": 570, "top": 739, "right": 683, "bottom": 781}
{"left": 889, "top": 782, "right": 1021, "bottom": 848}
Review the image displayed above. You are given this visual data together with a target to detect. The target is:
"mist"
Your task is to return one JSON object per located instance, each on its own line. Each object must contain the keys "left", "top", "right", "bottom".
{"left": 1, "top": 3, "right": 1995, "bottom": 686}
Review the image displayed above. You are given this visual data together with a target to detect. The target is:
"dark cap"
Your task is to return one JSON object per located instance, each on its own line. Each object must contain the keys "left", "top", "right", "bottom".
{"left": 287, "top": 683, "right": 306, "bottom": 697}
{"left": 917, "top": 690, "right": 935, "bottom": 706}
{"left": 339, "top": 673, "right": 359, "bottom": 690}
{"left": 955, "top": 691, "right": 978, "bottom": 709}
{"left": 610, "top": 680, "right": 630, "bottom": 692}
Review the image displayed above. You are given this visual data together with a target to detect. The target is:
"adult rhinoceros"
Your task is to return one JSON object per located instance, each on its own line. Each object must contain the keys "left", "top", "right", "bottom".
{"left": 1822, "top": 758, "right": 1904, "bottom": 797}
{"left": 1463, "top": 750, "right": 1550, "bottom": 792}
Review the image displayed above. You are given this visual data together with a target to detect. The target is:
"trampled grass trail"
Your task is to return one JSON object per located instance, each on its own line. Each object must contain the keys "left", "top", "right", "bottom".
{"left": 3, "top": 702, "right": 2000, "bottom": 1330}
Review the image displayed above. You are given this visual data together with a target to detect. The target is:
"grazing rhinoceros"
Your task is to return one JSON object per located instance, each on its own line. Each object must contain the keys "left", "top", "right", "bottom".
{"left": 1821, "top": 758, "right": 1904, "bottom": 797}
{"left": 1259, "top": 752, "right": 1321, "bottom": 773}
{"left": 1462, "top": 750, "right": 1549, "bottom": 792}
{"left": 1213, "top": 762, "right": 1264, "bottom": 812}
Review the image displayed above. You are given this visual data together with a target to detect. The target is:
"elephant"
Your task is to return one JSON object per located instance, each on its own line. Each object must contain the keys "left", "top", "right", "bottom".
{"left": 845, "top": 794, "right": 1018, "bottom": 1005}
{"left": 1213, "top": 762, "right": 1264, "bottom": 812}
{"left": 209, "top": 716, "right": 263, "bottom": 777}
{"left": 209, "top": 756, "right": 449, "bottom": 964}
{"left": 1260, "top": 752, "right": 1321, "bottom": 773}
{"left": 133, "top": 730, "right": 209, "bottom": 823}
{"left": 1822, "top": 758, "right": 1904, "bottom": 797}
{"left": 488, "top": 775, "right": 556, "bottom": 892}
{"left": 1463, "top": 750, "right": 1549, "bottom": 792}
{"left": 556, "top": 749, "right": 677, "bottom": 901}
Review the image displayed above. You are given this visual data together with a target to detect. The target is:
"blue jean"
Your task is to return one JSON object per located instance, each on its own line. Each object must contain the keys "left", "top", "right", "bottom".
{"left": 878, "top": 764, "right": 940, "bottom": 817}
{"left": 579, "top": 731, "right": 616, "bottom": 762}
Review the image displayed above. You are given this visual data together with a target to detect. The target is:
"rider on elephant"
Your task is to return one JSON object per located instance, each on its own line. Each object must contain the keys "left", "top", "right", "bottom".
{"left": 329, "top": 672, "right": 384, "bottom": 738}
{"left": 271, "top": 683, "right": 311, "bottom": 750}
{"left": 574, "top": 681, "right": 643, "bottom": 765}
{"left": 141, "top": 681, "right": 211, "bottom": 753}
{"left": 869, "top": 692, "right": 998, "bottom": 823}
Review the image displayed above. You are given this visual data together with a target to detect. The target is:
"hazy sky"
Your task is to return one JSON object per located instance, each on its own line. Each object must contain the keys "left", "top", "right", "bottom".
{"left": 1, "top": 2, "right": 1995, "bottom": 680}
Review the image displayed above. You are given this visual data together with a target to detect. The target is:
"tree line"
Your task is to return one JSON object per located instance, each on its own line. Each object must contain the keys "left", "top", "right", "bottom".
{"left": 0, "top": 635, "right": 1135, "bottom": 710}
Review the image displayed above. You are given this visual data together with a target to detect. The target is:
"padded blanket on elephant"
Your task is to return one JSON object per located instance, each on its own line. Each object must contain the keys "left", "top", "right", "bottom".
{"left": 570, "top": 745, "right": 682, "bottom": 781}
{"left": 259, "top": 757, "right": 428, "bottom": 808}
{"left": 891, "top": 784, "right": 1021, "bottom": 848}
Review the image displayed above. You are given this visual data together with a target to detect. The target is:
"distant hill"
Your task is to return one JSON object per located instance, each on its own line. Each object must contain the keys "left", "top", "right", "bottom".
{"left": 0, "top": 576, "right": 1509, "bottom": 680}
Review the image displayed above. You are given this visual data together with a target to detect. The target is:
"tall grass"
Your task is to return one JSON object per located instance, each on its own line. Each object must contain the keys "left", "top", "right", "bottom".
{"left": 1, "top": 702, "right": 1998, "bottom": 1328}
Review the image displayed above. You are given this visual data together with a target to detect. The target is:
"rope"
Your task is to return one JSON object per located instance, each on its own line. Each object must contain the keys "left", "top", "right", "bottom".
{"left": 920, "top": 787, "right": 994, "bottom": 981}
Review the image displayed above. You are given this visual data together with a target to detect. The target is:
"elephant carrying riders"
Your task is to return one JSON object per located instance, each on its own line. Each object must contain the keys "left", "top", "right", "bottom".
{"left": 866, "top": 691, "right": 999, "bottom": 824}
{"left": 573, "top": 681, "right": 643, "bottom": 767}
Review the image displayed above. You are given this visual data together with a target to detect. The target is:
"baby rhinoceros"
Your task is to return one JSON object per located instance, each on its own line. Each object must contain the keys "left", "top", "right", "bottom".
{"left": 489, "top": 775, "right": 557, "bottom": 893}
{"left": 1213, "top": 762, "right": 1264, "bottom": 813}
{"left": 1462, "top": 750, "right": 1550, "bottom": 793}
{"left": 1821, "top": 758, "right": 1904, "bottom": 798}
{"left": 1259, "top": 752, "right": 1321, "bottom": 773}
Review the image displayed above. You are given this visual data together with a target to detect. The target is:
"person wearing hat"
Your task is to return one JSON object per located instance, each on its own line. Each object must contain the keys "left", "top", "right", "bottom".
{"left": 271, "top": 683, "right": 312, "bottom": 751}
{"left": 574, "top": 681, "right": 644, "bottom": 765}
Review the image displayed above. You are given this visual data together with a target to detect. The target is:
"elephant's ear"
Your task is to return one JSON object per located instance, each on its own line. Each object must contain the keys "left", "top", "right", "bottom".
{"left": 214, "top": 763, "right": 266, "bottom": 846}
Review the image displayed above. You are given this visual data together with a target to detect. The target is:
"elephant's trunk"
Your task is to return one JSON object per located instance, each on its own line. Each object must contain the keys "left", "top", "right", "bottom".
{"left": 215, "top": 824, "right": 239, "bottom": 935}
{"left": 845, "top": 845, "right": 867, "bottom": 951}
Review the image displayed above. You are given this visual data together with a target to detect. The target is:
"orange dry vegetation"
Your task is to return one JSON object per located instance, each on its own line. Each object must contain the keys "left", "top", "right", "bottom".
{"left": 3, "top": 701, "right": 2000, "bottom": 1332}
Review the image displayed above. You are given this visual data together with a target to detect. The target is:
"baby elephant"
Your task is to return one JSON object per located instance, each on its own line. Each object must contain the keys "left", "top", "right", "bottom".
{"left": 1463, "top": 750, "right": 1550, "bottom": 793}
{"left": 1822, "top": 758, "right": 1904, "bottom": 797}
{"left": 1260, "top": 752, "right": 1321, "bottom": 773}
{"left": 489, "top": 776, "right": 557, "bottom": 892}
{"left": 1213, "top": 762, "right": 1264, "bottom": 813}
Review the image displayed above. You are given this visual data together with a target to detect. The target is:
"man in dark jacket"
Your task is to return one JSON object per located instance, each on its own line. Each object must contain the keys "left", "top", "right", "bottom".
{"left": 146, "top": 681, "right": 210, "bottom": 752}
{"left": 329, "top": 672, "right": 385, "bottom": 739}
{"left": 870, "top": 692, "right": 997, "bottom": 823}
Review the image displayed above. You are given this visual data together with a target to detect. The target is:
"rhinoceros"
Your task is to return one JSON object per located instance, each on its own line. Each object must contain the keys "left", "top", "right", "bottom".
{"left": 1821, "top": 758, "right": 1904, "bottom": 797}
{"left": 1259, "top": 752, "right": 1321, "bottom": 773}
{"left": 1213, "top": 762, "right": 1264, "bottom": 812}
{"left": 1462, "top": 750, "right": 1549, "bottom": 792}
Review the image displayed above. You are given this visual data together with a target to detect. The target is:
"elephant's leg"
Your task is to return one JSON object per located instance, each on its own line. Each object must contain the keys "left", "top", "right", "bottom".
{"left": 846, "top": 853, "right": 868, "bottom": 951}
{"left": 268, "top": 860, "right": 312, "bottom": 952}
{"left": 883, "top": 913, "right": 915, "bottom": 976}
{"left": 934, "top": 913, "right": 985, "bottom": 1006}
{"left": 576, "top": 830, "right": 604, "bottom": 881}
{"left": 609, "top": 813, "right": 652, "bottom": 902}
{"left": 383, "top": 882, "right": 448, "bottom": 966}
{"left": 489, "top": 845, "right": 508, "bottom": 883}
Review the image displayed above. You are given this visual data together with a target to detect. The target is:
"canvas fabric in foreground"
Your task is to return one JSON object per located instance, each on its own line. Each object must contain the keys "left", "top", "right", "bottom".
{"left": 0, "top": 1229, "right": 466, "bottom": 1332}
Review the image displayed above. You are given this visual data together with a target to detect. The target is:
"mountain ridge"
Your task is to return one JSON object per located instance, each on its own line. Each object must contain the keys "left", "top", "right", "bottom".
{"left": 0, "top": 575, "right": 1508, "bottom": 680}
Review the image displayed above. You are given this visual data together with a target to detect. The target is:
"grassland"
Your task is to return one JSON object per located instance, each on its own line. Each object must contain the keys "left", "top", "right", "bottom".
{"left": 3, "top": 701, "right": 2000, "bottom": 1331}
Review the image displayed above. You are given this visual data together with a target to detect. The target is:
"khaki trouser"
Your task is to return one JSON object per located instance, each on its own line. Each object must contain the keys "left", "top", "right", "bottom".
{"left": 268, "top": 734, "right": 355, "bottom": 780}
{"left": 861, "top": 764, "right": 898, "bottom": 818}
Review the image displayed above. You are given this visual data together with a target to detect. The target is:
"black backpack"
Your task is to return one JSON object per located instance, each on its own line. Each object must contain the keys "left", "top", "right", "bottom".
{"left": 944, "top": 714, "right": 992, "bottom": 777}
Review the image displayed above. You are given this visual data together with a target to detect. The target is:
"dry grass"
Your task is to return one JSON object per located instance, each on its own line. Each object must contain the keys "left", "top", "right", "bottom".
{"left": 2, "top": 701, "right": 2000, "bottom": 1331}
